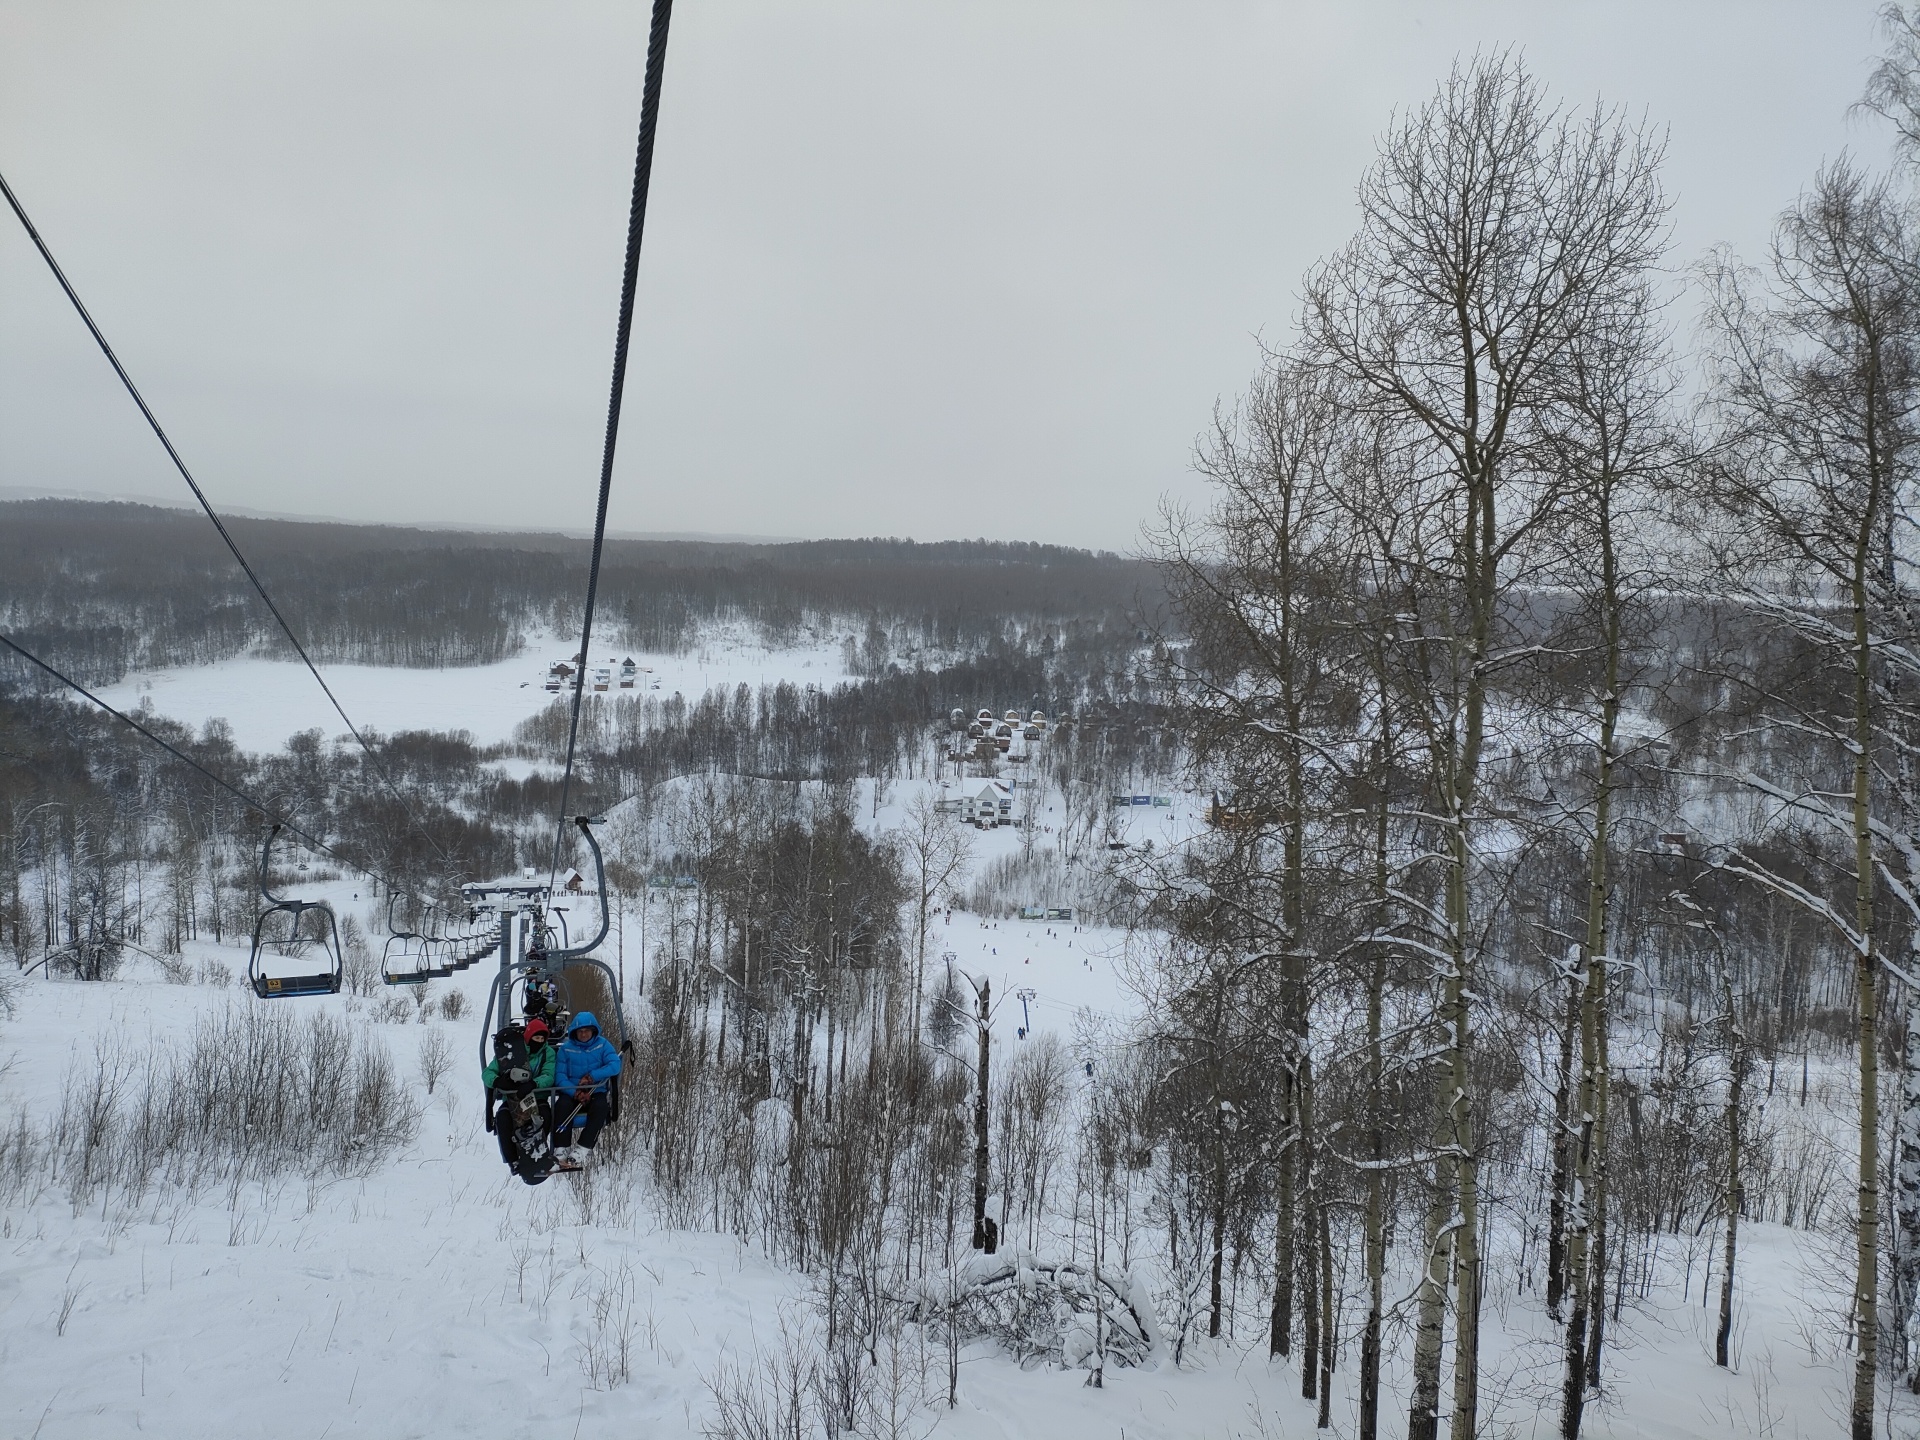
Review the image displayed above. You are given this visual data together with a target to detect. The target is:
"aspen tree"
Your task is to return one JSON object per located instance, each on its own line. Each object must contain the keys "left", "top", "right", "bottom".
{"left": 1699, "top": 162, "right": 1920, "bottom": 1440}
{"left": 1547, "top": 279, "right": 1677, "bottom": 1439}
{"left": 1154, "top": 353, "right": 1348, "bottom": 1360}
{"left": 1307, "top": 58, "right": 1663, "bottom": 1439}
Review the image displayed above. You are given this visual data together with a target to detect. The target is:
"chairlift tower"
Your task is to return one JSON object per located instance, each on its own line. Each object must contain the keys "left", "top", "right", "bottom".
{"left": 462, "top": 878, "right": 552, "bottom": 1025}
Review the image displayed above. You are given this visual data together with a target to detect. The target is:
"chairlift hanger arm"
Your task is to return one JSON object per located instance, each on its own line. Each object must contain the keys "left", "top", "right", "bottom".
{"left": 385, "top": 890, "right": 425, "bottom": 941}
{"left": 258, "top": 823, "right": 284, "bottom": 904}
{"left": 258, "top": 824, "right": 323, "bottom": 911}
{"left": 543, "top": 816, "right": 610, "bottom": 962}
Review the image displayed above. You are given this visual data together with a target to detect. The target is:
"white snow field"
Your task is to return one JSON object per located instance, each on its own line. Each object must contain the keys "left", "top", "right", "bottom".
{"left": 0, "top": 951, "right": 1886, "bottom": 1440}
{"left": 8, "top": 654, "right": 1910, "bottom": 1438}
{"left": 91, "top": 627, "right": 852, "bottom": 754}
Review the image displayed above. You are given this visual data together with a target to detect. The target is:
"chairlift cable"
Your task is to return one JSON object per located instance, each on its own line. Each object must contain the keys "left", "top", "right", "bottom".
{"left": 0, "top": 165, "right": 454, "bottom": 871}
{"left": 547, "top": 0, "right": 676, "bottom": 886}
{"left": 0, "top": 629, "right": 434, "bottom": 908}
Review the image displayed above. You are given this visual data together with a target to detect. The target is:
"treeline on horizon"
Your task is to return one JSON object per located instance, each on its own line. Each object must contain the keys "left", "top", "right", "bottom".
{"left": 0, "top": 499, "right": 1162, "bottom": 683}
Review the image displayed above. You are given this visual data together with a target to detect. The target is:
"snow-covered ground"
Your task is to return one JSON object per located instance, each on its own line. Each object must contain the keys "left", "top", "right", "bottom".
{"left": 14, "top": 649, "right": 1905, "bottom": 1438}
{"left": 1, "top": 941, "right": 1884, "bottom": 1440}
{"left": 92, "top": 627, "right": 853, "bottom": 754}
{"left": 0, "top": 892, "right": 1151, "bottom": 1440}
{"left": 3, "top": 821, "right": 1904, "bottom": 1440}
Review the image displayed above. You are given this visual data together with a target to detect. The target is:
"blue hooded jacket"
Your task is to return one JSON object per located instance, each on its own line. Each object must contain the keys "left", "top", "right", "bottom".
{"left": 555, "top": 1011, "right": 622, "bottom": 1094}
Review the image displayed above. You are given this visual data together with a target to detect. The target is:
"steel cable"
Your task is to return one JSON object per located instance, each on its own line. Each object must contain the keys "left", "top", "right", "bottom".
{"left": 0, "top": 629, "right": 434, "bottom": 904}
{"left": 548, "top": 0, "right": 677, "bottom": 881}
{"left": 0, "top": 165, "right": 454, "bottom": 870}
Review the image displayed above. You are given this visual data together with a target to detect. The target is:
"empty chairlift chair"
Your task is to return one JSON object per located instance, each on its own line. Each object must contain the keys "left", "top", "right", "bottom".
{"left": 387, "top": 904, "right": 501, "bottom": 986}
{"left": 449, "top": 921, "right": 498, "bottom": 971}
{"left": 381, "top": 896, "right": 438, "bottom": 987}
{"left": 248, "top": 826, "right": 345, "bottom": 999}
{"left": 420, "top": 933, "right": 461, "bottom": 979}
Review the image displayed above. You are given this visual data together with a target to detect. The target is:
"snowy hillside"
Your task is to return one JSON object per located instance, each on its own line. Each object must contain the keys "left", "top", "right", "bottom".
{"left": 14, "top": 19, "right": 1920, "bottom": 1438}
{"left": 0, "top": 942, "right": 1886, "bottom": 1439}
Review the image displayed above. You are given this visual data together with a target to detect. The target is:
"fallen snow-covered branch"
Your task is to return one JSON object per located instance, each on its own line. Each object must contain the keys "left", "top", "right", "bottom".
{"left": 908, "top": 1248, "right": 1162, "bottom": 1371}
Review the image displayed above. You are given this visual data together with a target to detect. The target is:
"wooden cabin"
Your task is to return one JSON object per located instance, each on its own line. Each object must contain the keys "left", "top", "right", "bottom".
{"left": 1205, "top": 790, "right": 1271, "bottom": 830}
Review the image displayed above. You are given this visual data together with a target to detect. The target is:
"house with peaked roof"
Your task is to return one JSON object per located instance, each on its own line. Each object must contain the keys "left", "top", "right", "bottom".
{"left": 961, "top": 780, "right": 1014, "bottom": 828}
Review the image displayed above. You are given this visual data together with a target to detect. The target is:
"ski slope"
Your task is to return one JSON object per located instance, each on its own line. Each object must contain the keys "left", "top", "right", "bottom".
{"left": 10, "top": 651, "right": 1907, "bottom": 1438}
{"left": 0, "top": 947, "right": 1886, "bottom": 1439}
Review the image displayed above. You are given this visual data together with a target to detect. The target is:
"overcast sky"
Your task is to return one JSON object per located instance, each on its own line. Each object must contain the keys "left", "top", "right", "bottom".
{"left": 0, "top": 1, "right": 1896, "bottom": 551}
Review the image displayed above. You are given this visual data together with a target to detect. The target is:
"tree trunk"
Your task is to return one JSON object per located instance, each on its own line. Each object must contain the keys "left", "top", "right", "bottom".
{"left": 1852, "top": 565, "right": 1881, "bottom": 1440}
{"left": 1317, "top": 1194, "right": 1334, "bottom": 1428}
{"left": 910, "top": 891, "right": 928, "bottom": 1057}
{"left": 1562, "top": 484, "right": 1621, "bottom": 1439}
{"left": 1448, "top": 825, "right": 1482, "bottom": 1440}
{"left": 1585, "top": 1126, "right": 1608, "bottom": 1391}
{"left": 1359, "top": 726, "right": 1392, "bottom": 1440}
{"left": 1407, "top": 1162, "right": 1453, "bottom": 1440}
{"left": 1559, "top": 950, "right": 1599, "bottom": 1438}
{"left": 1716, "top": 946, "right": 1743, "bottom": 1369}
{"left": 1547, "top": 956, "right": 1580, "bottom": 1318}
{"left": 1210, "top": 1101, "right": 1228, "bottom": 1338}
{"left": 1271, "top": 1071, "right": 1296, "bottom": 1358}
{"left": 972, "top": 977, "right": 995, "bottom": 1253}
{"left": 1360, "top": 956, "right": 1387, "bottom": 1440}
{"left": 1896, "top": 994, "right": 1920, "bottom": 1389}
{"left": 1090, "top": 1139, "right": 1107, "bottom": 1388}
{"left": 1300, "top": 1057, "right": 1319, "bottom": 1393}
{"left": 1273, "top": 774, "right": 1309, "bottom": 1362}
{"left": 823, "top": 982, "right": 836, "bottom": 1123}
{"left": 789, "top": 990, "right": 813, "bottom": 1271}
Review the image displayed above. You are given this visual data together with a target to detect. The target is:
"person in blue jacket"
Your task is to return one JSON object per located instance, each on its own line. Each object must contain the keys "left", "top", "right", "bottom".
{"left": 552, "top": 1010, "right": 622, "bottom": 1169}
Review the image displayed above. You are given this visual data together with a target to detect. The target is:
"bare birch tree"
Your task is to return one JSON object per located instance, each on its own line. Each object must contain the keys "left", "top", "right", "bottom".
{"left": 1154, "top": 350, "right": 1351, "bottom": 1364}
{"left": 1304, "top": 54, "right": 1665, "bottom": 1440}
{"left": 1698, "top": 159, "right": 1920, "bottom": 1440}
{"left": 1543, "top": 268, "right": 1680, "bottom": 1439}
{"left": 894, "top": 791, "right": 973, "bottom": 1056}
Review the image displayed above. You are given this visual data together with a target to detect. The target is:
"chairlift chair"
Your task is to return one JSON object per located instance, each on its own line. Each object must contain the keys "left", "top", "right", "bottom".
{"left": 248, "top": 826, "right": 345, "bottom": 999}
{"left": 477, "top": 817, "right": 634, "bottom": 1139}
{"left": 417, "top": 931, "right": 464, "bottom": 982}
{"left": 449, "top": 921, "right": 498, "bottom": 971}
{"left": 381, "top": 894, "right": 437, "bottom": 986}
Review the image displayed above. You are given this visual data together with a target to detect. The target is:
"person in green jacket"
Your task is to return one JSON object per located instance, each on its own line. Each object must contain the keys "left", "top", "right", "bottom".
{"left": 483, "top": 1018, "right": 556, "bottom": 1168}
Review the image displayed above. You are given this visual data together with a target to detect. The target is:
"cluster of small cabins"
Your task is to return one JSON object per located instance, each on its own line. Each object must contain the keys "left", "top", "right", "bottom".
{"left": 545, "top": 656, "right": 657, "bottom": 693}
{"left": 955, "top": 707, "right": 1049, "bottom": 742}
{"left": 948, "top": 707, "right": 1049, "bottom": 766}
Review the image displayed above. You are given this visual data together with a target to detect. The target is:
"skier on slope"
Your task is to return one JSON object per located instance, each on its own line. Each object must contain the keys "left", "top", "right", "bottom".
{"left": 552, "top": 1011, "right": 622, "bottom": 1171}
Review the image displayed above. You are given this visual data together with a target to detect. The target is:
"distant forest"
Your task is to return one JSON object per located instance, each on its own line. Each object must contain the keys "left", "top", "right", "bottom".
{"left": 0, "top": 498, "right": 1177, "bottom": 949}
{"left": 0, "top": 500, "right": 1163, "bottom": 683}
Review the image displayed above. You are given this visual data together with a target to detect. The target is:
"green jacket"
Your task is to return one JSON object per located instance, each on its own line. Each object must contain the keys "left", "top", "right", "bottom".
{"left": 483, "top": 1041, "right": 557, "bottom": 1092}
